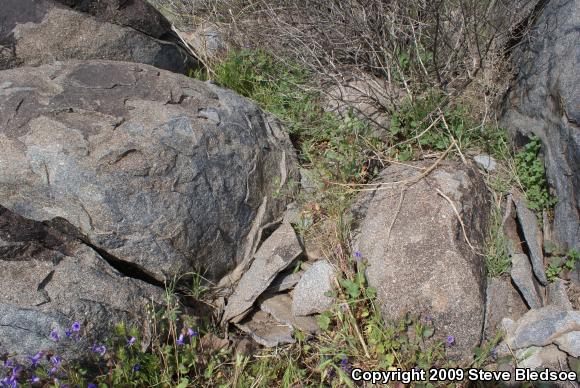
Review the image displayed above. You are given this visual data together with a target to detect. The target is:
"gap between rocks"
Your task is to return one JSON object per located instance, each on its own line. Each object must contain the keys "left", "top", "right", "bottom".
{"left": 80, "top": 240, "right": 165, "bottom": 289}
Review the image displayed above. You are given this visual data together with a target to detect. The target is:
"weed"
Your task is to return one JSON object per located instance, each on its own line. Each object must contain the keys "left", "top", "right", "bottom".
{"left": 388, "top": 93, "right": 511, "bottom": 161}
{"left": 484, "top": 204, "right": 511, "bottom": 277}
{"left": 514, "top": 136, "right": 557, "bottom": 212}
{"left": 545, "top": 246, "right": 580, "bottom": 282}
{"left": 195, "top": 50, "right": 384, "bottom": 185}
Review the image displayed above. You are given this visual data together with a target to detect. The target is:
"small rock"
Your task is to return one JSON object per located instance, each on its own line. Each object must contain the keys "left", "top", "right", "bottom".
{"left": 516, "top": 345, "right": 568, "bottom": 369}
{"left": 507, "top": 306, "right": 580, "bottom": 349}
{"left": 299, "top": 168, "right": 320, "bottom": 194}
{"left": 236, "top": 310, "right": 294, "bottom": 347}
{"left": 554, "top": 331, "right": 580, "bottom": 357}
{"left": 222, "top": 222, "right": 302, "bottom": 323}
{"left": 200, "top": 333, "right": 229, "bottom": 353}
{"left": 259, "top": 293, "right": 319, "bottom": 334}
{"left": 502, "top": 197, "right": 525, "bottom": 255}
{"left": 514, "top": 198, "right": 547, "bottom": 285}
{"left": 266, "top": 271, "right": 303, "bottom": 293}
{"left": 547, "top": 279, "right": 573, "bottom": 310}
{"left": 293, "top": 260, "right": 335, "bottom": 316}
{"left": 283, "top": 202, "right": 301, "bottom": 225}
{"left": 484, "top": 277, "right": 529, "bottom": 339}
{"left": 233, "top": 337, "right": 256, "bottom": 357}
{"left": 474, "top": 154, "right": 497, "bottom": 172}
{"left": 511, "top": 253, "right": 543, "bottom": 309}
{"left": 568, "top": 283, "right": 580, "bottom": 310}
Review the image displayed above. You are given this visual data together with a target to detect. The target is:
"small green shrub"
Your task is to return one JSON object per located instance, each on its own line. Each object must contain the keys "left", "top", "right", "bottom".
{"left": 200, "top": 50, "right": 383, "bottom": 185}
{"left": 389, "top": 94, "right": 510, "bottom": 161}
{"left": 485, "top": 206, "right": 511, "bottom": 277}
{"left": 515, "top": 136, "right": 557, "bottom": 212}
{"left": 545, "top": 247, "right": 579, "bottom": 282}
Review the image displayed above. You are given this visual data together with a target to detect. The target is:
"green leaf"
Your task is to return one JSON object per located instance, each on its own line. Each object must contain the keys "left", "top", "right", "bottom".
{"left": 422, "top": 327, "right": 434, "bottom": 339}
{"left": 339, "top": 279, "right": 361, "bottom": 298}
{"left": 316, "top": 312, "right": 332, "bottom": 331}
{"left": 177, "top": 378, "right": 190, "bottom": 388}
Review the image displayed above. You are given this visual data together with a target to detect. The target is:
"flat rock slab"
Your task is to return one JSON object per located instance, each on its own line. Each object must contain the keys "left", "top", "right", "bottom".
{"left": 484, "top": 276, "right": 528, "bottom": 339}
{"left": 351, "top": 160, "right": 490, "bottom": 361}
{"left": 514, "top": 198, "right": 547, "bottom": 285}
{"left": 236, "top": 310, "right": 294, "bottom": 348}
{"left": 511, "top": 253, "right": 543, "bottom": 309}
{"left": 292, "top": 260, "right": 335, "bottom": 316}
{"left": 474, "top": 154, "right": 497, "bottom": 172}
{"left": 553, "top": 331, "right": 580, "bottom": 357}
{"left": 222, "top": 223, "right": 302, "bottom": 323}
{"left": 0, "top": 206, "right": 163, "bottom": 362}
{"left": 259, "top": 293, "right": 319, "bottom": 334}
{"left": 0, "top": 60, "right": 297, "bottom": 282}
{"left": 0, "top": 0, "right": 198, "bottom": 73}
{"left": 516, "top": 345, "right": 569, "bottom": 370}
{"left": 266, "top": 271, "right": 303, "bottom": 293}
{"left": 547, "top": 279, "right": 573, "bottom": 310}
{"left": 506, "top": 306, "right": 580, "bottom": 349}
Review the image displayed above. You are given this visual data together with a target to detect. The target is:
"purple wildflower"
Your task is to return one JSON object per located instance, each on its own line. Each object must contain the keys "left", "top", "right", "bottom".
{"left": 340, "top": 356, "right": 351, "bottom": 372}
{"left": 50, "top": 356, "right": 61, "bottom": 367}
{"left": 176, "top": 333, "right": 185, "bottom": 346}
{"left": 446, "top": 335, "right": 455, "bottom": 346}
{"left": 50, "top": 329, "right": 60, "bottom": 342}
{"left": 88, "top": 384, "right": 97, "bottom": 388}
{"left": 92, "top": 344, "right": 106, "bottom": 357}
{"left": 1, "top": 376, "right": 17, "bottom": 388}
{"left": 132, "top": 363, "right": 141, "bottom": 372}
{"left": 3, "top": 359, "right": 13, "bottom": 368}
{"left": 28, "top": 352, "right": 43, "bottom": 368}
{"left": 127, "top": 336, "right": 136, "bottom": 347}
{"left": 354, "top": 251, "right": 362, "bottom": 258}
{"left": 71, "top": 322, "right": 81, "bottom": 332}
{"left": 186, "top": 328, "right": 198, "bottom": 337}
{"left": 64, "top": 330, "right": 72, "bottom": 338}
{"left": 30, "top": 375, "right": 40, "bottom": 383}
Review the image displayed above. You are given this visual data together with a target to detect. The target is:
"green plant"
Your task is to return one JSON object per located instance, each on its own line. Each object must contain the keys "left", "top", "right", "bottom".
{"left": 485, "top": 205, "right": 511, "bottom": 277}
{"left": 388, "top": 93, "right": 509, "bottom": 161}
{"left": 545, "top": 247, "right": 580, "bottom": 282}
{"left": 515, "top": 136, "right": 557, "bottom": 212}
{"left": 195, "top": 50, "right": 384, "bottom": 185}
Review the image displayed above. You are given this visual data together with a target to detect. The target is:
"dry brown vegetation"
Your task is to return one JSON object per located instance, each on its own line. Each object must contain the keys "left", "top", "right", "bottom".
{"left": 152, "top": 0, "right": 539, "bottom": 123}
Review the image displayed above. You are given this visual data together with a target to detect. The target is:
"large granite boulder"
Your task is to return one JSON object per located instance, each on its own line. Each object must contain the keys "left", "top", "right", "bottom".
{"left": 0, "top": 205, "right": 163, "bottom": 361}
{"left": 500, "top": 0, "right": 579, "bottom": 250}
{"left": 0, "top": 0, "right": 198, "bottom": 73}
{"left": 351, "top": 160, "right": 490, "bottom": 360}
{"left": 0, "top": 60, "right": 297, "bottom": 282}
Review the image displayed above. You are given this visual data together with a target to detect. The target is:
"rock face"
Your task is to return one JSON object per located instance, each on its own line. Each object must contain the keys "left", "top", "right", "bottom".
{"left": 0, "top": 60, "right": 297, "bottom": 282}
{"left": 292, "top": 260, "right": 335, "bottom": 316}
{"left": 0, "top": 205, "right": 163, "bottom": 361}
{"left": 0, "top": 0, "right": 198, "bottom": 73}
{"left": 484, "top": 277, "right": 528, "bottom": 339}
{"left": 222, "top": 222, "right": 303, "bottom": 323}
{"left": 504, "top": 306, "right": 580, "bottom": 350}
{"left": 351, "top": 160, "right": 490, "bottom": 360}
{"left": 500, "top": 0, "right": 580, "bottom": 250}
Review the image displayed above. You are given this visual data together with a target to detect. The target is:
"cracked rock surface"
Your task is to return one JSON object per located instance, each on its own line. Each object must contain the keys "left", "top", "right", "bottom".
{"left": 0, "top": 0, "right": 198, "bottom": 73}
{"left": 351, "top": 160, "right": 490, "bottom": 361}
{"left": 0, "top": 205, "right": 163, "bottom": 361}
{"left": 500, "top": 0, "right": 580, "bottom": 251}
{"left": 0, "top": 60, "right": 298, "bottom": 282}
